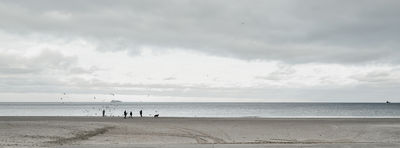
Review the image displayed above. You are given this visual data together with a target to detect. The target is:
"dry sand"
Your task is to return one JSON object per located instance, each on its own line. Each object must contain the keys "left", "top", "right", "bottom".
{"left": 1, "top": 117, "right": 400, "bottom": 148}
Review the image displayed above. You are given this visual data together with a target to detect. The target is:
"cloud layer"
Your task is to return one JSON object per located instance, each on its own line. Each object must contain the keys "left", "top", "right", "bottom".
{"left": 1, "top": 0, "right": 400, "bottom": 63}
{"left": 0, "top": 0, "right": 400, "bottom": 102}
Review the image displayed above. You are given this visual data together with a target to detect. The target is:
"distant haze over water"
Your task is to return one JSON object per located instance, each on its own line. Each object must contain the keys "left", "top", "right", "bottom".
{"left": 0, "top": 102, "right": 399, "bottom": 118}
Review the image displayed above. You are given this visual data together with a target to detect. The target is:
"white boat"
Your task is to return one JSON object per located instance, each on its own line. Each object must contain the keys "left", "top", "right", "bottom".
{"left": 110, "top": 100, "right": 122, "bottom": 103}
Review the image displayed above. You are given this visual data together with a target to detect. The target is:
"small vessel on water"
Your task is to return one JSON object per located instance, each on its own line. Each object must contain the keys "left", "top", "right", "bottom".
{"left": 386, "top": 101, "right": 391, "bottom": 104}
{"left": 110, "top": 100, "right": 122, "bottom": 103}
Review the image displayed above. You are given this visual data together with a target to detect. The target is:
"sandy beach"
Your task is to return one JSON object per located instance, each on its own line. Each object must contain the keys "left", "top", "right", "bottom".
{"left": 1, "top": 117, "right": 400, "bottom": 148}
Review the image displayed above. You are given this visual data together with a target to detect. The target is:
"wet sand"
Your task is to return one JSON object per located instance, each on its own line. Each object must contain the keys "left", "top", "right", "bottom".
{"left": 1, "top": 117, "right": 400, "bottom": 148}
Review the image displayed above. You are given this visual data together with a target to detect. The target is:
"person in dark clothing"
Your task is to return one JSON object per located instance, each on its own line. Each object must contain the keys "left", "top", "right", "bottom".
{"left": 124, "top": 110, "right": 127, "bottom": 119}
{"left": 139, "top": 110, "right": 143, "bottom": 117}
{"left": 102, "top": 109, "right": 105, "bottom": 117}
{"left": 130, "top": 111, "right": 133, "bottom": 118}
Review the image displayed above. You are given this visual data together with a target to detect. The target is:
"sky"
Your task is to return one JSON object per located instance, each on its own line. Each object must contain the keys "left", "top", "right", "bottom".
{"left": 0, "top": 0, "right": 400, "bottom": 102}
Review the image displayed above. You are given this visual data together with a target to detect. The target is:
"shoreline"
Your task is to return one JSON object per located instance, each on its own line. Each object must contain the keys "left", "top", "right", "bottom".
{"left": 2, "top": 116, "right": 400, "bottom": 120}
{"left": 2, "top": 115, "right": 400, "bottom": 118}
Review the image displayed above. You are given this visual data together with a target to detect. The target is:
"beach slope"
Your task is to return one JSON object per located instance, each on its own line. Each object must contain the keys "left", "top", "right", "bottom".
{"left": 1, "top": 117, "right": 400, "bottom": 147}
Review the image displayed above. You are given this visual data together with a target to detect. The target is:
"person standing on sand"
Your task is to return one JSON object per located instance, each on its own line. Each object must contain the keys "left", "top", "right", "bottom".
{"left": 130, "top": 111, "right": 133, "bottom": 118}
{"left": 139, "top": 110, "right": 143, "bottom": 117}
{"left": 102, "top": 109, "right": 105, "bottom": 117}
{"left": 124, "top": 110, "right": 127, "bottom": 119}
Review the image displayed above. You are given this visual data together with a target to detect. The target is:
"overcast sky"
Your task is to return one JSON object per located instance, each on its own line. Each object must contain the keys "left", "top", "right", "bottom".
{"left": 1, "top": 0, "right": 400, "bottom": 102}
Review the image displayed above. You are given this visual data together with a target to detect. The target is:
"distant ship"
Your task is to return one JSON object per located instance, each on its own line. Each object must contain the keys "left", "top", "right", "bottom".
{"left": 386, "top": 101, "right": 391, "bottom": 104}
{"left": 110, "top": 100, "right": 122, "bottom": 103}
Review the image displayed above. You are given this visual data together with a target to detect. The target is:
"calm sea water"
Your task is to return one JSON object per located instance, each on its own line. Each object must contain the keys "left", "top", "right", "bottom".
{"left": 0, "top": 102, "right": 399, "bottom": 118}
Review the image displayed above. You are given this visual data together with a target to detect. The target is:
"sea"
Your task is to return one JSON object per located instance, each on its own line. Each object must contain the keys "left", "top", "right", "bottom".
{"left": 0, "top": 102, "right": 399, "bottom": 118}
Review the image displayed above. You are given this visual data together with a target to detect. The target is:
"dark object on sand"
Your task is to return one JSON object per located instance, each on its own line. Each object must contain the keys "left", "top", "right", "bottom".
{"left": 102, "top": 110, "right": 105, "bottom": 117}
{"left": 140, "top": 110, "right": 143, "bottom": 117}
{"left": 130, "top": 111, "right": 132, "bottom": 118}
{"left": 124, "top": 110, "right": 127, "bottom": 119}
{"left": 154, "top": 114, "right": 159, "bottom": 118}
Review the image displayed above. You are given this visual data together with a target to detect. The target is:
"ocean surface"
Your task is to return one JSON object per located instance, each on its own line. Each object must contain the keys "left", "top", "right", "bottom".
{"left": 0, "top": 102, "right": 399, "bottom": 118}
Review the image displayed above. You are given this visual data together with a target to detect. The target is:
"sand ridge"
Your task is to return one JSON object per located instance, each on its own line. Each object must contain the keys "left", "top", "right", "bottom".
{"left": 46, "top": 126, "right": 115, "bottom": 145}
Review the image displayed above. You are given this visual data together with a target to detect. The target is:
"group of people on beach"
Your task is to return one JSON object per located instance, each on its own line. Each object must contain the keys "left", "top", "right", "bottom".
{"left": 102, "top": 109, "right": 144, "bottom": 118}
{"left": 102, "top": 109, "right": 159, "bottom": 118}
{"left": 123, "top": 110, "right": 143, "bottom": 118}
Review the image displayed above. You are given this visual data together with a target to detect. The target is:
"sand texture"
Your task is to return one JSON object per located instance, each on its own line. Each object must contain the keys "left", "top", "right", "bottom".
{"left": 1, "top": 117, "right": 400, "bottom": 148}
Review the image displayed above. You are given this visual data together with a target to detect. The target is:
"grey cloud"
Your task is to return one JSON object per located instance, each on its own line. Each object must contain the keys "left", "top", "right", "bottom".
{"left": 255, "top": 64, "right": 296, "bottom": 80}
{"left": 68, "top": 66, "right": 99, "bottom": 74}
{"left": 0, "top": 49, "right": 97, "bottom": 75}
{"left": 0, "top": 0, "right": 399, "bottom": 63}
{"left": 163, "top": 77, "right": 176, "bottom": 81}
{"left": 352, "top": 71, "right": 390, "bottom": 83}
{"left": 351, "top": 69, "right": 400, "bottom": 84}
{"left": 0, "top": 50, "right": 67, "bottom": 74}
{"left": 0, "top": 50, "right": 100, "bottom": 94}
{"left": 0, "top": 50, "right": 78, "bottom": 74}
{"left": 0, "top": 76, "right": 66, "bottom": 93}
